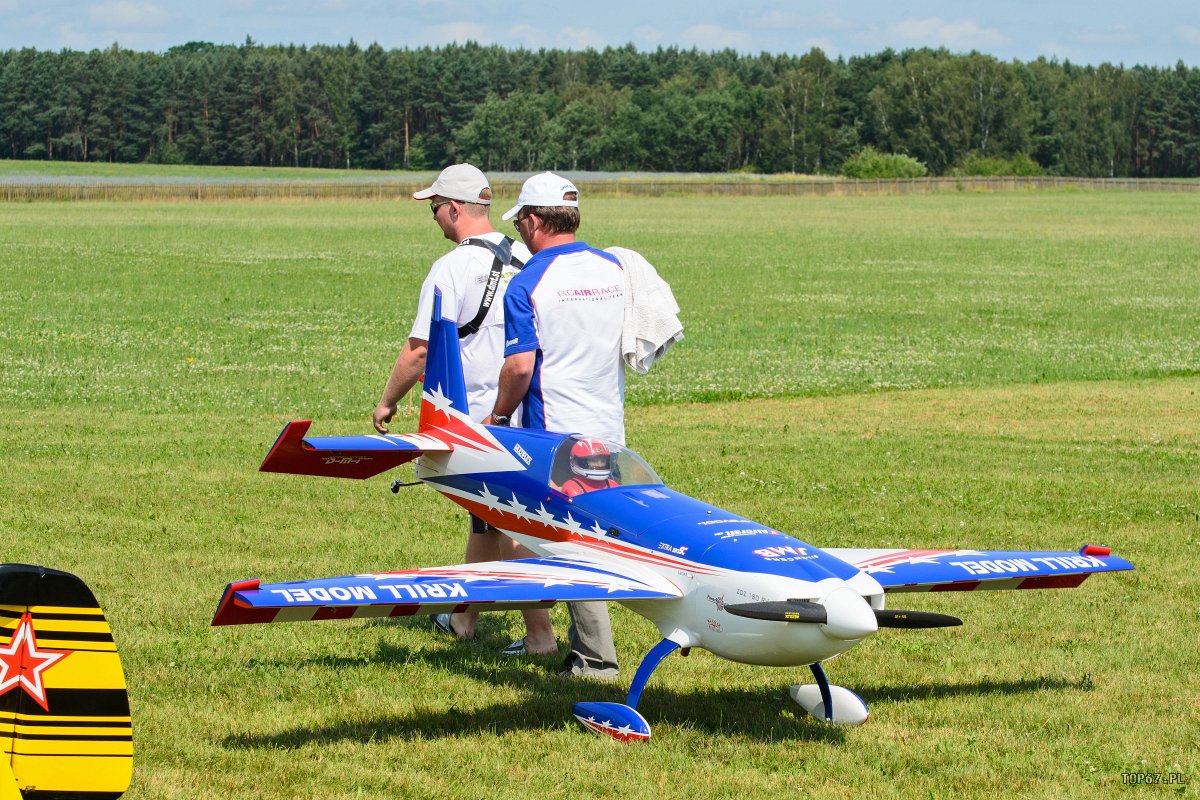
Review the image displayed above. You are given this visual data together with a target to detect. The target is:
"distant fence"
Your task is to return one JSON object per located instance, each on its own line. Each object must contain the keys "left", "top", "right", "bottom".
{"left": 2, "top": 175, "right": 1198, "bottom": 202}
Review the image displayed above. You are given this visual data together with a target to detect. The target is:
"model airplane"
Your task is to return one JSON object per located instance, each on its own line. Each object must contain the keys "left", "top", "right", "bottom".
{"left": 213, "top": 292, "right": 1134, "bottom": 741}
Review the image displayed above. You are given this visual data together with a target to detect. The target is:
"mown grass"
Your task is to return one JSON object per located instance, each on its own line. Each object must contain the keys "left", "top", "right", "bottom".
{"left": 2, "top": 191, "right": 1198, "bottom": 798}
{"left": 5, "top": 192, "right": 1199, "bottom": 416}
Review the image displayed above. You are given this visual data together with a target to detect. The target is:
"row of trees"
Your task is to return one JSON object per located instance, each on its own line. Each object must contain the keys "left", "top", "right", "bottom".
{"left": 1, "top": 40, "right": 1198, "bottom": 177}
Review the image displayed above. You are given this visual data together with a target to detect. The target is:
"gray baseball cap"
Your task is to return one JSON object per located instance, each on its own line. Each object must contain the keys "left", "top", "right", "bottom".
{"left": 412, "top": 164, "right": 492, "bottom": 204}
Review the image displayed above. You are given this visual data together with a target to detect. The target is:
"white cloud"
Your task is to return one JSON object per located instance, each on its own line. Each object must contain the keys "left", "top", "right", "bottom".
{"left": 742, "top": 10, "right": 850, "bottom": 32}
{"left": 741, "top": 9, "right": 801, "bottom": 29}
{"left": 1034, "top": 40, "right": 1082, "bottom": 63}
{"left": 499, "top": 24, "right": 603, "bottom": 50}
{"left": 557, "top": 26, "right": 605, "bottom": 50}
{"left": 883, "top": 17, "right": 1007, "bottom": 49}
{"left": 425, "top": 20, "right": 490, "bottom": 44}
{"left": 509, "top": 24, "right": 538, "bottom": 41}
{"left": 88, "top": 0, "right": 169, "bottom": 29}
{"left": 804, "top": 37, "right": 841, "bottom": 58}
{"left": 679, "top": 23, "right": 750, "bottom": 51}
{"left": 58, "top": 19, "right": 166, "bottom": 50}
{"left": 1074, "top": 25, "right": 1136, "bottom": 45}
{"left": 633, "top": 25, "right": 662, "bottom": 46}
{"left": 1180, "top": 25, "right": 1200, "bottom": 45}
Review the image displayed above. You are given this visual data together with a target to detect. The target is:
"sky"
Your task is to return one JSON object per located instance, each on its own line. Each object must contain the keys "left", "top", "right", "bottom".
{"left": 1, "top": 1, "right": 1197, "bottom": 68}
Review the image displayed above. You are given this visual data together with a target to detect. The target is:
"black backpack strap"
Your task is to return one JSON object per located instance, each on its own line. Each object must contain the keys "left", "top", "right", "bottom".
{"left": 457, "top": 236, "right": 522, "bottom": 339}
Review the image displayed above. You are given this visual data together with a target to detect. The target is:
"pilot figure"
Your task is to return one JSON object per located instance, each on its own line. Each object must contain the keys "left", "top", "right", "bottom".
{"left": 561, "top": 439, "right": 620, "bottom": 496}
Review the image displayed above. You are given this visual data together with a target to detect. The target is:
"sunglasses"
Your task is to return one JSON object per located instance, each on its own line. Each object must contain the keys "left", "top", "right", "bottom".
{"left": 430, "top": 198, "right": 453, "bottom": 216}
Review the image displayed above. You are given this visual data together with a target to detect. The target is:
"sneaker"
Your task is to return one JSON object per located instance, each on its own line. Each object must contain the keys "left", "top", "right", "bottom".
{"left": 500, "top": 638, "right": 527, "bottom": 657}
{"left": 430, "top": 613, "right": 454, "bottom": 635}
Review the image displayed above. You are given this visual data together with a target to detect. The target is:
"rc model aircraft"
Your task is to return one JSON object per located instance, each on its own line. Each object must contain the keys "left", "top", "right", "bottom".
{"left": 213, "top": 292, "right": 1134, "bottom": 741}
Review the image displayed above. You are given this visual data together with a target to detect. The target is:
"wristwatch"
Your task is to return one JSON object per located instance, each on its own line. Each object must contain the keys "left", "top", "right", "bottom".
{"left": 491, "top": 414, "right": 511, "bottom": 427}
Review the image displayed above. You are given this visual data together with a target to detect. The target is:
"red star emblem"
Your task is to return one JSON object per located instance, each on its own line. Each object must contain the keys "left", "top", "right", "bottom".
{"left": 0, "top": 612, "right": 71, "bottom": 712}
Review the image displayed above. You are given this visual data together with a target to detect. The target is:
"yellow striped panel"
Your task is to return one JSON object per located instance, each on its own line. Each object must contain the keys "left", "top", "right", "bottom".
{"left": 9, "top": 737, "right": 133, "bottom": 757}
{"left": 1, "top": 565, "right": 133, "bottom": 797}
{"left": 0, "top": 714, "right": 131, "bottom": 729}
{"left": 12, "top": 726, "right": 132, "bottom": 740}
{"left": 0, "top": 760, "right": 20, "bottom": 800}
{"left": 0, "top": 605, "right": 106, "bottom": 617}
{"left": 34, "top": 638, "right": 118, "bottom": 653}
{"left": 8, "top": 753, "right": 132, "bottom": 792}
{"left": 24, "top": 618, "right": 113, "bottom": 635}
{"left": 40, "top": 651, "right": 127, "bottom": 689}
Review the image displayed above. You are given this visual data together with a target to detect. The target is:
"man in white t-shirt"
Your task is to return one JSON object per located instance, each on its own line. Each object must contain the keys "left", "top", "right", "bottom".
{"left": 484, "top": 172, "right": 626, "bottom": 680}
{"left": 372, "top": 164, "right": 555, "bottom": 654}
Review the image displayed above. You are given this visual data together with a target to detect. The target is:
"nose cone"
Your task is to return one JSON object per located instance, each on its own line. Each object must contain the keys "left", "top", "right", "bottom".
{"left": 820, "top": 586, "right": 878, "bottom": 640}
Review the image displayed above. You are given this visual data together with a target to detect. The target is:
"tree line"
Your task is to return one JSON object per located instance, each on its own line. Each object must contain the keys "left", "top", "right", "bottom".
{"left": 1, "top": 40, "right": 1198, "bottom": 177}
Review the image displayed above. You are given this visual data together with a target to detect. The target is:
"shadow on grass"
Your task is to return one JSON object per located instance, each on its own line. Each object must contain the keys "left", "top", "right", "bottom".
{"left": 221, "top": 639, "right": 847, "bottom": 747}
{"left": 224, "top": 628, "right": 1089, "bottom": 749}
{"left": 856, "top": 674, "right": 1093, "bottom": 705}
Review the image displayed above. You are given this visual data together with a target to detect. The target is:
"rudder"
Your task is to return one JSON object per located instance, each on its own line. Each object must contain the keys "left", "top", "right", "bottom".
{"left": 0, "top": 564, "right": 132, "bottom": 799}
{"left": 418, "top": 288, "right": 471, "bottom": 432}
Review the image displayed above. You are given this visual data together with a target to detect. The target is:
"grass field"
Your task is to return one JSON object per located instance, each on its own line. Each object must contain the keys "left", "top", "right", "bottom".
{"left": 2, "top": 191, "right": 1198, "bottom": 798}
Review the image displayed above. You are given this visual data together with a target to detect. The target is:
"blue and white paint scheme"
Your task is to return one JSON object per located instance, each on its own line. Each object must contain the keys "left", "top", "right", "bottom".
{"left": 213, "top": 291, "right": 1135, "bottom": 740}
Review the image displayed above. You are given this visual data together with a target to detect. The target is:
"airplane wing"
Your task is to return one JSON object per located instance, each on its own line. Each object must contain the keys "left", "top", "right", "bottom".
{"left": 824, "top": 545, "right": 1133, "bottom": 593}
{"left": 212, "top": 555, "right": 684, "bottom": 626}
{"left": 259, "top": 420, "right": 453, "bottom": 479}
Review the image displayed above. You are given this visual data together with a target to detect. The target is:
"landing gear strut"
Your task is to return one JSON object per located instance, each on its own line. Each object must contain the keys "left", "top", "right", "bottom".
{"left": 572, "top": 638, "right": 681, "bottom": 741}
{"left": 788, "top": 661, "right": 870, "bottom": 726}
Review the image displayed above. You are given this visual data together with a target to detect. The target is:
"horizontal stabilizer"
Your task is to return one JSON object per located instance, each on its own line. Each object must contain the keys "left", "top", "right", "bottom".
{"left": 826, "top": 545, "right": 1134, "bottom": 593}
{"left": 213, "top": 557, "right": 683, "bottom": 626}
{"left": 259, "top": 420, "right": 453, "bottom": 479}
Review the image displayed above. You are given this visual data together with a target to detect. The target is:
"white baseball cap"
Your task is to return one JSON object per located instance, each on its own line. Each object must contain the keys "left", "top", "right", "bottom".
{"left": 411, "top": 164, "right": 491, "bottom": 204}
{"left": 501, "top": 171, "right": 579, "bottom": 220}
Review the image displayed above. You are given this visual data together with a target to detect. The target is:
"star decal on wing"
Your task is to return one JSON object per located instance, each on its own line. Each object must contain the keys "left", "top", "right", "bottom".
{"left": 0, "top": 612, "right": 71, "bottom": 712}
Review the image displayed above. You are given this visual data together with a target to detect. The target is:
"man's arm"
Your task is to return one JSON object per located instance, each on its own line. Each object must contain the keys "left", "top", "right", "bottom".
{"left": 483, "top": 350, "right": 535, "bottom": 425}
{"left": 372, "top": 337, "right": 429, "bottom": 433}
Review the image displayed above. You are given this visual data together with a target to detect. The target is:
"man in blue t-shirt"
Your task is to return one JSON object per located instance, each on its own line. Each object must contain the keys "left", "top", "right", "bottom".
{"left": 484, "top": 172, "right": 625, "bottom": 680}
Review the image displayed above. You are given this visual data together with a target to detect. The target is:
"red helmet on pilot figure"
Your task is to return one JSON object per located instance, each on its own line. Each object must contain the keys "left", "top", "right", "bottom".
{"left": 570, "top": 438, "right": 613, "bottom": 481}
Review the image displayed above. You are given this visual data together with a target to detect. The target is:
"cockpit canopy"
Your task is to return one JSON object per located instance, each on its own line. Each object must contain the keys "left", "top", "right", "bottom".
{"left": 550, "top": 435, "right": 661, "bottom": 494}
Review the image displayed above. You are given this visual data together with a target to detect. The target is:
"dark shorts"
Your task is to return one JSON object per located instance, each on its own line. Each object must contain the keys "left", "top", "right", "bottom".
{"left": 469, "top": 512, "right": 490, "bottom": 535}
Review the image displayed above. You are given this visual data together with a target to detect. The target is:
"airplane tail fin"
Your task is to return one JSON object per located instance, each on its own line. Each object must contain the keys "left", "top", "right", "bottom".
{"left": 0, "top": 564, "right": 132, "bottom": 799}
{"left": 257, "top": 290, "right": 478, "bottom": 481}
{"left": 418, "top": 288, "right": 471, "bottom": 434}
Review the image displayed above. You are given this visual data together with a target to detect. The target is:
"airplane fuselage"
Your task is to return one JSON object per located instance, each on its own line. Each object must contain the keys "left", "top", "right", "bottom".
{"left": 417, "top": 426, "right": 885, "bottom": 668}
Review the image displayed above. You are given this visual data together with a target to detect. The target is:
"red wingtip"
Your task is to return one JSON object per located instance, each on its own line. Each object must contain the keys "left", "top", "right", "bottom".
{"left": 1080, "top": 544, "right": 1112, "bottom": 557}
{"left": 212, "top": 578, "right": 276, "bottom": 626}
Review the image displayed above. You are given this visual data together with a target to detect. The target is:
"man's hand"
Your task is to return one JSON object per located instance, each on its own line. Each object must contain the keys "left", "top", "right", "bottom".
{"left": 372, "top": 337, "right": 429, "bottom": 434}
{"left": 372, "top": 401, "right": 397, "bottom": 433}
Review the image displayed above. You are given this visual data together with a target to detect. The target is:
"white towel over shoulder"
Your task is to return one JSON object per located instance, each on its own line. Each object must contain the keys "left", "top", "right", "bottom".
{"left": 606, "top": 246, "right": 684, "bottom": 374}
